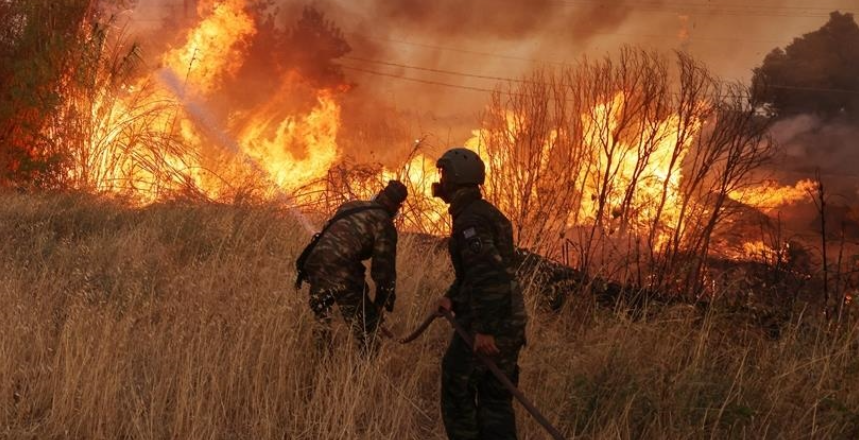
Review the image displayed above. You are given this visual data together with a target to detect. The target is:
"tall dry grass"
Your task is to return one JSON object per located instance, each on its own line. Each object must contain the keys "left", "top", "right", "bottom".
{"left": 1, "top": 191, "right": 858, "bottom": 439}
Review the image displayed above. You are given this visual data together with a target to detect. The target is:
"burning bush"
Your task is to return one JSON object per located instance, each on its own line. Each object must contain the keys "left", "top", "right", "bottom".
{"left": 464, "top": 49, "right": 775, "bottom": 295}
{"left": 0, "top": 0, "right": 111, "bottom": 187}
{"left": 2, "top": 1, "right": 818, "bottom": 299}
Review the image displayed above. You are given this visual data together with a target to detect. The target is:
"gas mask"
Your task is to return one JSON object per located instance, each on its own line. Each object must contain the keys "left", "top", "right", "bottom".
{"left": 431, "top": 170, "right": 454, "bottom": 203}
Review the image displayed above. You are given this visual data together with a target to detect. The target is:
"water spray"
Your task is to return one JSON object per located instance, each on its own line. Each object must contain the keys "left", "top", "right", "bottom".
{"left": 156, "top": 68, "right": 316, "bottom": 234}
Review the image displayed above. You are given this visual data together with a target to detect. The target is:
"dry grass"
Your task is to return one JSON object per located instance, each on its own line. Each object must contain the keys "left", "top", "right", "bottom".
{"left": 1, "top": 191, "right": 858, "bottom": 439}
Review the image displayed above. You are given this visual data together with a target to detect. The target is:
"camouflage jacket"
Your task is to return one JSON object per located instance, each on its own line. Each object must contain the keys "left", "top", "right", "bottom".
{"left": 444, "top": 187, "right": 527, "bottom": 338}
{"left": 304, "top": 200, "right": 398, "bottom": 293}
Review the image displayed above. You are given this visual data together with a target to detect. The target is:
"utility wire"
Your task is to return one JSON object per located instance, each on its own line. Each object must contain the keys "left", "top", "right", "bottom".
{"left": 342, "top": 63, "right": 717, "bottom": 102}
{"left": 340, "top": 65, "right": 499, "bottom": 94}
{"left": 345, "top": 56, "right": 859, "bottom": 96}
{"left": 342, "top": 56, "right": 547, "bottom": 85}
{"left": 351, "top": 31, "right": 789, "bottom": 56}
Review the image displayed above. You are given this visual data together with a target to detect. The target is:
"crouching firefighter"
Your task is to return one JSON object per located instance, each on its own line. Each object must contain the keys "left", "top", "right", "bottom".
{"left": 433, "top": 148, "right": 528, "bottom": 440}
{"left": 294, "top": 180, "right": 408, "bottom": 354}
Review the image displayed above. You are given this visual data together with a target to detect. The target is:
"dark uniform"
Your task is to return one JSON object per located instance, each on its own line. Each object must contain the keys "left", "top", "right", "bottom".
{"left": 303, "top": 184, "right": 404, "bottom": 352}
{"left": 435, "top": 158, "right": 528, "bottom": 439}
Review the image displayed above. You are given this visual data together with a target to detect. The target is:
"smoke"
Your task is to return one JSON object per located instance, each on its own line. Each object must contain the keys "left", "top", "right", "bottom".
{"left": 771, "top": 115, "right": 859, "bottom": 197}
{"left": 304, "top": 0, "right": 849, "bottom": 143}
{"left": 124, "top": 0, "right": 856, "bottom": 166}
{"left": 366, "top": 0, "right": 630, "bottom": 40}
{"left": 158, "top": 67, "right": 316, "bottom": 232}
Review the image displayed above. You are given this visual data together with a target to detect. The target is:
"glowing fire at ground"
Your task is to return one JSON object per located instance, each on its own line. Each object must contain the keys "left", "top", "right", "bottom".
{"left": 465, "top": 92, "right": 697, "bottom": 246}
{"left": 729, "top": 179, "right": 817, "bottom": 213}
{"left": 78, "top": 0, "right": 343, "bottom": 204}
{"left": 70, "top": 1, "right": 816, "bottom": 268}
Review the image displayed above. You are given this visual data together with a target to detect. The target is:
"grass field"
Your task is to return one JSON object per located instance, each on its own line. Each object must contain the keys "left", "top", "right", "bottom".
{"left": 1, "top": 192, "right": 858, "bottom": 439}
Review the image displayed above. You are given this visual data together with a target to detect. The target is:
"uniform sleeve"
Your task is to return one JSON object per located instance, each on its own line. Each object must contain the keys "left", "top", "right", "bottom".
{"left": 371, "top": 218, "right": 398, "bottom": 293}
{"left": 445, "top": 237, "right": 462, "bottom": 299}
{"left": 456, "top": 221, "right": 512, "bottom": 335}
{"left": 444, "top": 281, "right": 460, "bottom": 298}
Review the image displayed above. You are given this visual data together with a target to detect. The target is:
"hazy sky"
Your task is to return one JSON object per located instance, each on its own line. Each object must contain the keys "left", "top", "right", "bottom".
{"left": 128, "top": 0, "right": 858, "bottom": 138}
{"left": 322, "top": 0, "right": 857, "bottom": 134}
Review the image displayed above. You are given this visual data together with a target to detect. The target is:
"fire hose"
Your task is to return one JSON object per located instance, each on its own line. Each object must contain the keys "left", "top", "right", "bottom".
{"left": 381, "top": 310, "right": 567, "bottom": 440}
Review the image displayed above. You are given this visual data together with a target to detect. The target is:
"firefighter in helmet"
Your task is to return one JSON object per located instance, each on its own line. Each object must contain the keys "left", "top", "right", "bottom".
{"left": 433, "top": 148, "right": 528, "bottom": 440}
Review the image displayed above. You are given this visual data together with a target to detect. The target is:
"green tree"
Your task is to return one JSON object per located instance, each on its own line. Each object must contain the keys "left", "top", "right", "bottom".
{"left": 0, "top": 0, "right": 140, "bottom": 189}
{"left": 0, "top": 0, "right": 95, "bottom": 187}
{"left": 752, "top": 12, "right": 859, "bottom": 120}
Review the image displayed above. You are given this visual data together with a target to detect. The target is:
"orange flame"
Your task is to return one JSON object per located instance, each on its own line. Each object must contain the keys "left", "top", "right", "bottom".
{"left": 163, "top": 0, "right": 256, "bottom": 94}
{"left": 579, "top": 93, "right": 693, "bottom": 234}
{"left": 77, "top": 0, "right": 344, "bottom": 203}
{"left": 69, "top": 4, "right": 817, "bottom": 269}
{"left": 238, "top": 89, "right": 341, "bottom": 193}
{"left": 465, "top": 92, "right": 697, "bottom": 246}
{"left": 730, "top": 179, "right": 817, "bottom": 213}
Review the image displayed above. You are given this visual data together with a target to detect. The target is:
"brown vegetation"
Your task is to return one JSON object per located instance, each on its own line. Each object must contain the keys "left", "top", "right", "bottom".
{"left": 1, "top": 191, "right": 858, "bottom": 439}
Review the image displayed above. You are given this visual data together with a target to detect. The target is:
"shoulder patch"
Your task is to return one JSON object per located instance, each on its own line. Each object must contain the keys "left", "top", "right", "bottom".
{"left": 463, "top": 227, "right": 477, "bottom": 239}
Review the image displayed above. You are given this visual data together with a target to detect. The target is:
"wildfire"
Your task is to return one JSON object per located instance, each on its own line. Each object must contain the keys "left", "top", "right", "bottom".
{"left": 465, "top": 92, "right": 697, "bottom": 247}
{"left": 578, "top": 93, "right": 693, "bottom": 234}
{"left": 162, "top": 0, "right": 256, "bottom": 94}
{"left": 740, "top": 240, "right": 787, "bottom": 263}
{"left": 238, "top": 89, "right": 341, "bottom": 194}
{"left": 163, "top": 0, "right": 342, "bottom": 198}
{"left": 65, "top": 2, "right": 819, "bottom": 270}
{"left": 729, "top": 179, "right": 817, "bottom": 213}
{"left": 73, "top": 0, "right": 344, "bottom": 204}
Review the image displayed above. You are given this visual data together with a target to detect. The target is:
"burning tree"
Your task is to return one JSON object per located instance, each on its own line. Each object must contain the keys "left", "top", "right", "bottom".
{"left": 0, "top": 0, "right": 105, "bottom": 188}
{"left": 1, "top": 0, "right": 356, "bottom": 202}
{"left": 0, "top": 0, "right": 206, "bottom": 197}
{"left": 466, "top": 49, "right": 776, "bottom": 295}
{"left": 0, "top": 1, "right": 791, "bottom": 298}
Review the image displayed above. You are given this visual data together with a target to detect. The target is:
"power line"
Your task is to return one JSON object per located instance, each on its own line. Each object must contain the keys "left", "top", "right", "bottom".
{"left": 348, "top": 31, "right": 791, "bottom": 72}
{"left": 343, "top": 56, "right": 544, "bottom": 85}
{"left": 345, "top": 56, "right": 859, "bottom": 96}
{"left": 353, "top": 29, "right": 788, "bottom": 51}
{"left": 341, "top": 65, "right": 499, "bottom": 94}
{"left": 342, "top": 62, "right": 715, "bottom": 103}
{"left": 341, "top": 64, "right": 594, "bottom": 103}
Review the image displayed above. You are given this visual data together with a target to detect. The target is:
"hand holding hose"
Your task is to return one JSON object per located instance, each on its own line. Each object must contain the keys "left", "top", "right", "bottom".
{"left": 436, "top": 296, "right": 452, "bottom": 315}
{"left": 379, "top": 304, "right": 566, "bottom": 439}
{"left": 472, "top": 333, "right": 500, "bottom": 356}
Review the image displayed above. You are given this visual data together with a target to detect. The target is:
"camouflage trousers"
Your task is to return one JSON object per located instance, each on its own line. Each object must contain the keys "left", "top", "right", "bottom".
{"left": 441, "top": 333, "right": 523, "bottom": 440}
{"left": 309, "top": 284, "right": 381, "bottom": 355}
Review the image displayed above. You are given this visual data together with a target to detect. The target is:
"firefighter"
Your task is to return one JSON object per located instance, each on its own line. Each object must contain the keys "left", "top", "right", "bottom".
{"left": 432, "top": 148, "right": 528, "bottom": 440}
{"left": 299, "top": 180, "right": 407, "bottom": 354}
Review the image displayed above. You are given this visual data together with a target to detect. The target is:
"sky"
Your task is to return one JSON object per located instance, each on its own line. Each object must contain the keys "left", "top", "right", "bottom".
{"left": 126, "top": 0, "right": 858, "bottom": 156}
{"left": 311, "top": 0, "right": 858, "bottom": 131}
{"left": 121, "top": 0, "right": 859, "bottom": 205}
